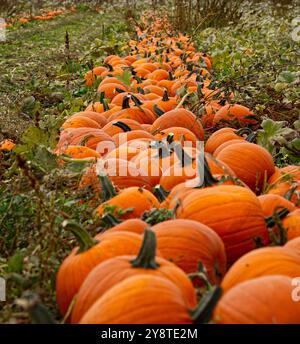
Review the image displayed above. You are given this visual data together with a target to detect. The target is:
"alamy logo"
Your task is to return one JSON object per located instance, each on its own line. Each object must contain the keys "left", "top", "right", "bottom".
{"left": 0, "top": 277, "right": 6, "bottom": 301}
{"left": 292, "top": 277, "right": 300, "bottom": 302}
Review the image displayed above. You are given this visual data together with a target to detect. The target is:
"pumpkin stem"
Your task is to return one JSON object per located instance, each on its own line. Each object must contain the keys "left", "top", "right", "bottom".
{"left": 121, "top": 95, "right": 131, "bottom": 109}
{"left": 202, "top": 155, "right": 219, "bottom": 187}
{"left": 133, "top": 75, "right": 142, "bottom": 83}
{"left": 153, "top": 184, "right": 170, "bottom": 202}
{"left": 137, "top": 86, "right": 145, "bottom": 94}
{"left": 245, "top": 132, "right": 257, "bottom": 143}
{"left": 265, "top": 207, "right": 290, "bottom": 228}
{"left": 101, "top": 98, "right": 109, "bottom": 112}
{"left": 153, "top": 104, "right": 165, "bottom": 117}
{"left": 162, "top": 90, "right": 169, "bottom": 101}
{"left": 116, "top": 87, "right": 125, "bottom": 93}
{"left": 98, "top": 174, "right": 117, "bottom": 201}
{"left": 99, "top": 91, "right": 105, "bottom": 103}
{"left": 174, "top": 143, "right": 193, "bottom": 167}
{"left": 112, "top": 121, "right": 132, "bottom": 132}
{"left": 168, "top": 71, "right": 173, "bottom": 80}
{"left": 103, "top": 62, "right": 113, "bottom": 71}
{"left": 101, "top": 213, "right": 121, "bottom": 227}
{"left": 235, "top": 127, "right": 252, "bottom": 136}
{"left": 130, "top": 228, "right": 160, "bottom": 269}
{"left": 188, "top": 262, "right": 213, "bottom": 290}
{"left": 62, "top": 220, "right": 98, "bottom": 253}
{"left": 166, "top": 133, "right": 174, "bottom": 145}
{"left": 284, "top": 185, "right": 297, "bottom": 201}
{"left": 130, "top": 94, "right": 143, "bottom": 106}
{"left": 190, "top": 285, "right": 222, "bottom": 324}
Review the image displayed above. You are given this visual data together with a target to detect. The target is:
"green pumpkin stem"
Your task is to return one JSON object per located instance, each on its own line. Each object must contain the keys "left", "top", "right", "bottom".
{"left": 112, "top": 121, "right": 132, "bottom": 132}
{"left": 245, "top": 132, "right": 257, "bottom": 143}
{"left": 162, "top": 89, "right": 169, "bottom": 101}
{"left": 153, "top": 104, "right": 165, "bottom": 117}
{"left": 101, "top": 98, "right": 109, "bottom": 112}
{"left": 98, "top": 174, "right": 117, "bottom": 201}
{"left": 101, "top": 213, "right": 121, "bottom": 227}
{"left": 122, "top": 95, "right": 131, "bottom": 109}
{"left": 235, "top": 127, "right": 252, "bottom": 136}
{"left": 265, "top": 207, "right": 290, "bottom": 228}
{"left": 130, "top": 229, "right": 159, "bottom": 269}
{"left": 62, "top": 220, "right": 98, "bottom": 253}
{"left": 190, "top": 285, "right": 222, "bottom": 324}
{"left": 153, "top": 184, "right": 170, "bottom": 202}
{"left": 202, "top": 155, "right": 219, "bottom": 187}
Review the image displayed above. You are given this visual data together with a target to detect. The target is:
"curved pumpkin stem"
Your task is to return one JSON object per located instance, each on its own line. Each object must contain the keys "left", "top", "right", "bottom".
{"left": 190, "top": 285, "right": 222, "bottom": 324}
{"left": 202, "top": 155, "right": 219, "bottom": 187}
{"left": 245, "top": 132, "right": 257, "bottom": 143}
{"left": 265, "top": 207, "right": 290, "bottom": 228}
{"left": 235, "top": 127, "right": 252, "bottom": 136}
{"left": 284, "top": 185, "right": 297, "bottom": 201}
{"left": 98, "top": 174, "right": 117, "bottom": 201}
{"left": 130, "top": 228, "right": 160, "bottom": 269}
{"left": 121, "top": 95, "right": 131, "bottom": 109}
{"left": 130, "top": 93, "right": 143, "bottom": 106}
{"left": 153, "top": 104, "right": 165, "bottom": 117}
{"left": 112, "top": 121, "right": 132, "bottom": 132}
{"left": 162, "top": 89, "right": 169, "bottom": 102}
{"left": 153, "top": 184, "right": 170, "bottom": 202}
{"left": 166, "top": 132, "right": 174, "bottom": 145}
{"left": 62, "top": 220, "right": 98, "bottom": 253}
{"left": 103, "top": 62, "right": 113, "bottom": 71}
{"left": 101, "top": 213, "right": 121, "bottom": 227}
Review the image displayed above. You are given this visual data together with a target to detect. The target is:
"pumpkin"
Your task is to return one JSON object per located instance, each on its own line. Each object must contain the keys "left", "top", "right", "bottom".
{"left": 216, "top": 142, "right": 275, "bottom": 193}
{"left": 56, "top": 221, "right": 142, "bottom": 316}
{"left": 152, "top": 219, "right": 226, "bottom": 283}
{"left": 213, "top": 104, "right": 257, "bottom": 126}
{"left": 102, "top": 119, "right": 144, "bottom": 136}
{"left": 214, "top": 275, "right": 300, "bottom": 324}
{"left": 71, "top": 229, "right": 197, "bottom": 323}
{"left": 151, "top": 108, "right": 204, "bottom": 140}
{"left": 176, "top": 185, "right": 269, "bottom": 265}
{"left": 258, "top": 194, "right": 296, "bottom": 217}
{"left": 95, "top": 187, "right": 160, "bottom": 220}
{"left": 282, "top": 209, "right": 300, "bottom": 240}
{"left": 221, "top": 247, "right": 300, "bottom": 292}
{"left": 100, "top": 215, "right": 149, "bottom": 235}
{"left": 285, "top": 237, "right": 300, "bottom": 256}
{"left": 63, "top": 146, "right": 101, "bottom": 160}
{"left": 205, "top": 127, "right": 247, "bottom": 154}
{"left": 80, "top": 274, "right": 221, "bottom": 324}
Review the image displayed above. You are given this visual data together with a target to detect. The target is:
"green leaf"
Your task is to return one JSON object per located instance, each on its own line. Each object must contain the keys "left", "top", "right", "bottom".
{"left": 7, "top": 251, "right": 24, "bottom": 273}
{"left": 294, "top": 120, "right": 300, "bottom": 132}
{"left": 21, "top": 126, "right": 49, "bottom": 147}
{"left": 277, "top": 71, "right": 297, "bottom": 83}
{"left": 34, "top": 146, "right": 58, "bottom": 172}
{"left": 116, "top": 69, "right": 132, "bottom": 86}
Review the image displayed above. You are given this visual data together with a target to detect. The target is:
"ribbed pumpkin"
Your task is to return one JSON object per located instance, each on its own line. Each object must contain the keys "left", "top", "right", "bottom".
{"left": 152, "top": 219, "right": 226, "bottom": 284}
{"left": 95, "top": 187, "right": 160, "bottom": 220}
{"left": 216, "top": 142, "right": 275, "bottom": 193}
{"left": 176, "top": 185, "right": 269, "bottom": 265}
{"left": 221, "top": 247, "right": 300, "bottom": 292}
{"left": 285, "top": 237, "right": 300, "bottom": 256}
{"left": 56, "top": 221, "right": 142, "bottom": 316}
{"left": 150, "top": 108, "right": 204, "bottom": 140}
{"left": 56, "top": 128, "right": 114, "bottom": 152}
{"left": 213, "top": 104, "right": 257, "bottom": 126}
{"left": 214, "top": 275, "right": 300, "bottom": 324}
{"left": 258, "top": 194, "right": 296, "bottom": 217}
{"left": 71, "top": 229, "right": 197, "bottom": 323}
{"left": 80, "top": 275, "right": 220, "bottom": 324}
{"left": 283, "top": 209, "right": 300, "bottom": 240}
{"left": 99, "top": 215, "right": 149, "bottom": 235}
{"left": 205, "top": 127, "right": 244, "bottom": 154}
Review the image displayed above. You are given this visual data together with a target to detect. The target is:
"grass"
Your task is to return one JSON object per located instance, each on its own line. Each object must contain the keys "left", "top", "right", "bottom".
{"left": 0, "top": 7, "right": 130, "bottom": 142}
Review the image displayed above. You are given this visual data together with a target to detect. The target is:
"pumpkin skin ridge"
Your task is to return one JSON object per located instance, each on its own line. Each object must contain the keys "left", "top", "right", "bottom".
{"left": 55, "top": 231, "right": 142, "bottom": 316}
{"left": 221, "top": 247, "right": 300, "bottom": 292}
{"left": 176, "top": 185, "right": 267, "bottom": 263}
{"left": 71, "top": 254, "right": 197, "bottom": 323}
{"left": 214, "top": 275, "right": 300, "bottom": 324}
{"left": 79, "top": 275, "right": 192, "bottom": 324}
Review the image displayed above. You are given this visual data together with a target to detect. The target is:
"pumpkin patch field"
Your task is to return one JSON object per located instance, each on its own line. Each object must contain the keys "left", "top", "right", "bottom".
{"left": 0, "top": 1, "right": 300, "bottom": 326}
